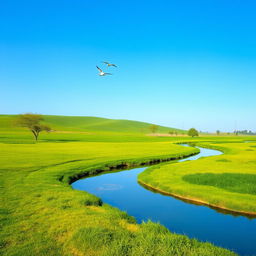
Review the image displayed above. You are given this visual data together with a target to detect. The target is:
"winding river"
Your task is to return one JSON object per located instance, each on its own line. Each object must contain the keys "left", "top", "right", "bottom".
{"left": 72, "top": 144, "right": 256, "bottom": 256}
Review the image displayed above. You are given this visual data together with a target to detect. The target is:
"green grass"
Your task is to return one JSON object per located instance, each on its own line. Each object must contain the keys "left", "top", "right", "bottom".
{"left": 139, "top": 141, "right": 256, "bottom": 214}
{"left": 1, "top": 115, "right": 255, "bottom": 255}
{"left": 183, "top": 173, "right": 256, "bottom": 195}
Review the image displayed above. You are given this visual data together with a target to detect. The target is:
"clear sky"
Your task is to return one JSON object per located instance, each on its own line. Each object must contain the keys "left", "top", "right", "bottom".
{"left": 1, "top": 0, "right": 256, "bottom": 132}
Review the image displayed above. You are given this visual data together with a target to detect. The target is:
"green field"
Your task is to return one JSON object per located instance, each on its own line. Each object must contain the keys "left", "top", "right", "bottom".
{"left": 1, "top": 114, "right": 255, "bottom": 255}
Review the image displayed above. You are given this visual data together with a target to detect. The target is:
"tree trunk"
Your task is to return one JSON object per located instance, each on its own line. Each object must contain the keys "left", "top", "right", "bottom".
{"left": 31, "top": 130, "right": 39, "bottom": 141}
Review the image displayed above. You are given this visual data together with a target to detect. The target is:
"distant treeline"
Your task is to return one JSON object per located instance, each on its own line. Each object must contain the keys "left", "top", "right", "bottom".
{"left": 235, "top": 130, "right": 256, "bottom": 135}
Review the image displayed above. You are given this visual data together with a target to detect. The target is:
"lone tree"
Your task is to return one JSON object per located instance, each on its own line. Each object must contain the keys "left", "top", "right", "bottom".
{"left": 216, "top": 130, "right": 220, "bottom": 135}
{"left": 168, "top": 131, "right": 174, "bottom": 135}
{"left": 149, "top": 124, "right": 159, "bottom": 134}
{"left": 188, "top": 128, "right": 199, "bottom": 137}
{"left": 16, "top": 113, "right": 51, "bottom": 141}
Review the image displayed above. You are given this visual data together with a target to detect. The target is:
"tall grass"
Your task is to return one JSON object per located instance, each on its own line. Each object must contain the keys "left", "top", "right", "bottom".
{"left": 183, "top": 173, "right": 256, "bottom": 195}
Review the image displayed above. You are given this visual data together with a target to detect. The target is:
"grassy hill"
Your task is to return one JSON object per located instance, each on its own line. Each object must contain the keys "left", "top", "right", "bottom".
{"left": 0, "top": 114, "right": 186, "bottom": 134}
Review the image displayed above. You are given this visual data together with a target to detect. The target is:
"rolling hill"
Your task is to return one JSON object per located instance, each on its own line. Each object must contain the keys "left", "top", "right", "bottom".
{"left": 0, "top": 114, "right": 186, "bottom": 134}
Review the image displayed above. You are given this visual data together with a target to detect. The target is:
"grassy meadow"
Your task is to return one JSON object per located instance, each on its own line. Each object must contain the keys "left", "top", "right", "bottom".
{"left": 1, "top": 114, "right": 255, "bottom": 255}
{"left": 139, "top": 142, "right": 256, "bottom": 215}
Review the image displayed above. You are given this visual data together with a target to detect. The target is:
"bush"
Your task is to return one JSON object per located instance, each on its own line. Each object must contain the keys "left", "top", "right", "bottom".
{"left": 188, "top": 128, "right": 199, "bottom": 137}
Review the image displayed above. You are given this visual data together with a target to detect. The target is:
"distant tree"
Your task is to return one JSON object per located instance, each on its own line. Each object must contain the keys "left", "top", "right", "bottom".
{"left": 149, "top": 124, "right": 159, "bottom": 133}
{"left": 16, "top": 113, "right": 51, "bottom": 141}
{"left": 234, "top": 130, "right": 238, "bottom": 136}
{"left": 188, "top": 128, "right": 199, "bottom": 137}
{"left": 169, "top": 131, "right": 174, "bottom": 135}
{"left": 216, "top": 130, "right": 220, "bottom": 135}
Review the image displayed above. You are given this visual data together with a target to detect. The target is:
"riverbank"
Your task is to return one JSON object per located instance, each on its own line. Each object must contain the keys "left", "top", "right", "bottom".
{"left": 138, "top": 142, "right": 256, "bottom": 215}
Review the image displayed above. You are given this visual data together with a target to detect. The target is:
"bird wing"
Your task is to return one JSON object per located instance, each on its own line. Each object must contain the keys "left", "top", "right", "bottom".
{"left": 105, "top": 73, "right": 112, "bottom": 75}
{"left": 96, "top": 66, "right": 102, "bottom": 72}
{"left": 111, "top": 64, "right": 117, "bottom": 67}
{"left": 102, "top": 61, "right": 109, "bottom": 65}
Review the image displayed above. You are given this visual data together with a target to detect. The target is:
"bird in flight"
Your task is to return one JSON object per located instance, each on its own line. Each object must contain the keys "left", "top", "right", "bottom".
{"left": 102, "top": 61, "right": 117, "bottom": 68}
{"left": 96, "top": 66, "right": 112, "bottom": 76}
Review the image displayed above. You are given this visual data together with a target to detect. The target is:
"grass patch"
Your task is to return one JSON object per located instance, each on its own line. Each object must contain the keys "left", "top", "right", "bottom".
{"left": 183, "top": 173, "right": 256, "bottom": 195}
{"left": 216, "top": 159, "right": 231, "bottom": 162}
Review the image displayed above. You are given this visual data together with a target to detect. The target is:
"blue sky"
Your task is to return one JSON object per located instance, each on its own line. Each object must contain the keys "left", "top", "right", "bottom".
{"left": 1, "top": 0, "right": 256, "bottom": 132}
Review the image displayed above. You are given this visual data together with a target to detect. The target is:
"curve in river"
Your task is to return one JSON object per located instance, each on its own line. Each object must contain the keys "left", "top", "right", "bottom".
{"left": 72, "top": 144, "right": 256, "bottom": 256}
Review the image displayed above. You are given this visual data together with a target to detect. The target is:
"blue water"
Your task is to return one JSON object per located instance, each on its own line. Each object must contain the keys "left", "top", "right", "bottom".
{"left": 72, "top": 145, "right": 256, "bottom": 256}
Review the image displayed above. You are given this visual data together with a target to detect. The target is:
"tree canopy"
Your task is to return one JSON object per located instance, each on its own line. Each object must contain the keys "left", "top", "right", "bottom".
{"left": 188, "top": 128, "right": 199, "bottom": 137}
{"left": 149, "top": 124, "right": 159, "bottom": 133}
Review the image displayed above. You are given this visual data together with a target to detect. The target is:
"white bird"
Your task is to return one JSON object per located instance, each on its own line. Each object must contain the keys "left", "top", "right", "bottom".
{"left": 96, "top": 66, "right": 112, "bottom": 76}
{"left": 102, "top": 61, "right": 117, "bottom": 68}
